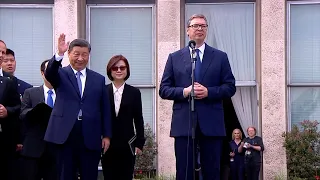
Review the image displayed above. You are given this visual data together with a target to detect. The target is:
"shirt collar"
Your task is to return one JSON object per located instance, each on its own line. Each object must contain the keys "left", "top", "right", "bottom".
{"left": 0, "top": 68, "right": 3, "bottom": 76}
{"left": 112, "top": 83, "right": 125, "bottom": 95}
{"left": 43, "top": 84, "right": 55, "bottom": 94}
{"left": 188, "top": 43, "right": 206, "bottom": 54}
{"left": 71, "top": 67, "right": 87, "bottom": 77}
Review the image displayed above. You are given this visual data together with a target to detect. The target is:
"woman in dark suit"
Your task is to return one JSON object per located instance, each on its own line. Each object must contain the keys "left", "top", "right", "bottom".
{"left": 229, "top": 128, "right": 245, "bottom": 180}
{"left": 101, "top": 55, "right": 145, "bottom": 180}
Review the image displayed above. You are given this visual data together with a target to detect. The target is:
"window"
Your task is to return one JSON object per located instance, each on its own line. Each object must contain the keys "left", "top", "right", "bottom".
{"left": 288, "top": 2, "right": 320, "bottom": 129}
{"left": 0, "top": 5, "right": 53, "bottom": 86}
{"left": 185, "top": 2, "right": 257, "bottom": 135}
{"left": 87, "top": 5, "right": 155, "bottom": 131}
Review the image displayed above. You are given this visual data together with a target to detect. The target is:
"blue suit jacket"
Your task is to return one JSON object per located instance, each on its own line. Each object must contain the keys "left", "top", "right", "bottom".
{"left": 17, "top": 78, "right": 32, "bottom": 97}
{"left": 44, "top": 56, "right": 112, "bottom": 150}
{"left": 159, "top": 44, "right": 236, "bottom": 137}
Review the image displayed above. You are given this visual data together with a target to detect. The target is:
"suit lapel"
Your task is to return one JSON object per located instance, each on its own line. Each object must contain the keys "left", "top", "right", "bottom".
{"left": 0, "top": 77, "right": 6, "bottom": 103}
{"left": 38, "top": 86, "right": 45, "bottom": 103}
{"left": 200, "top": 44, "right": 214, "bottom": 82}
{"left": 108, "top": 84, "right": 116, "bottom": 118}
{"left": 82, "top": 69, "right": 93, "bottom": 101}
{"left": 182, "top": 47, "right": 192, "bottom": 75}
{"left": 118, "top": 84, "right": 129, "bottom": 116}
{"left": 66, "top": 65, "right": 81, "bottom": 97}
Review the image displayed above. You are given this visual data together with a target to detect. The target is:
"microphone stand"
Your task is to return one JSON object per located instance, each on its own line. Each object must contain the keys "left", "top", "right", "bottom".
{"left": 190, "top": 47, "right": 197, "bottom": 180}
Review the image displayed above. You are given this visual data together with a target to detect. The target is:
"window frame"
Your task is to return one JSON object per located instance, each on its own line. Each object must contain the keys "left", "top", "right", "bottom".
{"left": 86, "top": 4, "right": 157, "bottom": 132}
{"left": 184, "top": 2, "right": 256, "bottom": 86}
{"left": 0, "top": 4, "right": 55, "bottom": 86}
{"left": 186, "top": 0, "right": 255, "bottom": 3}
{"left": 287, "top": 1, "right": 320, "bottom": 130}
{"left": 0, "top": 0, "right": 54, "bottom": 4}
{"left": 184, "top": 2, "right": 259, "bottom": 134}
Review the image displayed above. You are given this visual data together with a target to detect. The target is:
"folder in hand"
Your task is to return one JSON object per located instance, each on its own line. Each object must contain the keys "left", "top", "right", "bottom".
{"left": 128, "top": 134, "right": 137, "bottom": 156}
{"left": 26, "top": 102, "right": 52, "bottom": 124}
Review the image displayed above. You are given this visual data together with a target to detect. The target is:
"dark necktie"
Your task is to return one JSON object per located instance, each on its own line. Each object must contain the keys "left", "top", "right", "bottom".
{"left": 195, "top": 49, "right": 202, "bottom": 82}
{"left": 47, "top": 89, "right": 54, "bottom": 108}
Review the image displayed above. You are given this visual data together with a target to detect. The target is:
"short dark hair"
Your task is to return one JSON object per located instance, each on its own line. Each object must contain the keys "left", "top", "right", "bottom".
{"left": 106, "top": 55, "right": 130, "bottom": 81}
{"left": 68, "top": 38, "right": 91, "bottom": 53}
{"left": 40, "top": 59, "right": 50, "bottom": 72}
{"left": 187, "top": 14, "right": 208, "bottom": 27}
{"left": 5, "top": 48, "right": 15, "bottom": 57}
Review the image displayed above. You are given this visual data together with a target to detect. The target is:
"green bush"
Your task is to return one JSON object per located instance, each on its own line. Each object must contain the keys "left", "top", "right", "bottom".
{"left": 135, "top": 124, "right": 158, "bottom": 178}
{"left": 282, "top": 120, "right": 320, "bottom": 180}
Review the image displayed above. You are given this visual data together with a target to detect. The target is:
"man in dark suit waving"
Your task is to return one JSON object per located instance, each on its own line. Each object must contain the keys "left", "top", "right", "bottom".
{"left": 44, "top": 34, "right": 112, "bottom": 180}
{"left": 159, "top": 14, "right": 236, "bottom": 180}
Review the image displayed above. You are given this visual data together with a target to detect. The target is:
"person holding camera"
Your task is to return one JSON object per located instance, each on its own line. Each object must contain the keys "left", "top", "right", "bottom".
{"left": 238, "top": 126, "right": 264, "bottom": 180}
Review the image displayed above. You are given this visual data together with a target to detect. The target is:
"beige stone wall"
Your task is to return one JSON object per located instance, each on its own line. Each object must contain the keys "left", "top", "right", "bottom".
{"left": 260, "top": 0, "right": 287, "bottom": 179}
{"left": 54, "top": 0, "right": 78, "bottom": 66}
{"left": 156, "top": 0, "right": 181, "bottom": 176}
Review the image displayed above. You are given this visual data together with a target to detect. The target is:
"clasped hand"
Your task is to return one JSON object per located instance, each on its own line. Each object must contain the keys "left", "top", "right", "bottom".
{"left": 183, "top": 82, "right": 208, "bottom": 99}
{"left": 0, "top": 104, "right": 8, "bottom": 118}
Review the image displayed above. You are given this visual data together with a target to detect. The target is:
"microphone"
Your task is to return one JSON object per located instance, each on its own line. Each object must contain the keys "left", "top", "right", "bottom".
{"left": 188, "top": 40, "right": 196, "bottom": 49}
{"left": 188, "top": 40, "right": 197, "bottom": 59}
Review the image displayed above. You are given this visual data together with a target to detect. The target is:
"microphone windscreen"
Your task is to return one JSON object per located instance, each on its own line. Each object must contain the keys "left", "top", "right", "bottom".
{"left": 188, "top": 40, "right": 196, "bottom": 49}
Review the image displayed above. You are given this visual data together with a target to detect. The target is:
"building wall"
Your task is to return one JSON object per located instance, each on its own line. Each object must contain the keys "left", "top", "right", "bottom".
{"left": 156, "top": 0, "right": 181, "bottom": 175}
{"left": 1, "top": 0, "right": 288, "bottom": 179}
{"left": 156, "top": 0, "right": 287, "bottom": 179}
{"left": 54, "top": 0, "right": 78, "bottom": 66}
{"left": 52, "top": 0, "right": 289, "bottom": 179}
{"left": 260, "top": 0, "right": 287, "bottom": 178}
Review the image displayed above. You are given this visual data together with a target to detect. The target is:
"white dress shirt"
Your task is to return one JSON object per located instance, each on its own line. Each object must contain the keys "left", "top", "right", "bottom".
{"left": 189, "top": 43, "right": 206, "bottom": 62}
{"left": 54, "top": 53, "right": 86, "bottom": 96}
{"left": 113, "top": 83, "right": 125, "bottom": 116}
{"left": 43, "top": 85, "right": 56, "bottom": 104}
{"left": 0, "top": 68, "right": 3, "bottom": 76}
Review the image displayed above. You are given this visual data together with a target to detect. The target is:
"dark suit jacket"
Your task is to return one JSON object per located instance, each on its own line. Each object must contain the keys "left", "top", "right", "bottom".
{"left": 0, "top": 76, "right": 21, "bottom": 148}
{"left": 44, "top": 56, "right": 112, "bottom": 150}
{"left": 3, "top": 71, "right": 18, "bottom": 85}
{"left": 20, "top": 86, "right": 51, "bottom": 158}
{"left": 159, "top": 44, "right": 236, "bottom": 137}
{"left": 107, "top": 84, "right": 145, "bottom": 150}
{"left": 17, "top": 78, "right": 33, "bottom": 97}
{"left": 2, "top": 71, "right": 23, "bottom": 144}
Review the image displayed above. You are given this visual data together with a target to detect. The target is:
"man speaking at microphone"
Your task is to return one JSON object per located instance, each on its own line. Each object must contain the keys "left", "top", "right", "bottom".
{"left": 159, "top": 14, "right": 236, "bottom": 180}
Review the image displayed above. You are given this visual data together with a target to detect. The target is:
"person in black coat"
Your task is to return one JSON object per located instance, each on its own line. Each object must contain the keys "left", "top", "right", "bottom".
{"left": 101, "top": 55, "right": 145, "bottom": 180}
{"left": 0, "top": 39, "right": 21, "bottom": 180}
{"left": 239, "top": 127, "right": 264, "bottom": 180}
{"left": 20, "top": 60, "right": 57, "bottom": 180}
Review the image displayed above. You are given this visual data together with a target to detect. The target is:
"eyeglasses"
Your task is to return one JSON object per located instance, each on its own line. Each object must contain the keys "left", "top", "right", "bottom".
{"left": 111, "top": 66, "right": 126, "bottom": 71}
{"left": 189, "top": 24, "right": 208, "bottom": 30}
